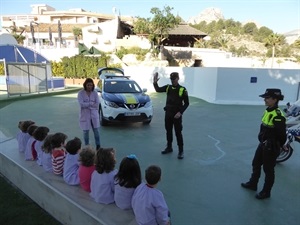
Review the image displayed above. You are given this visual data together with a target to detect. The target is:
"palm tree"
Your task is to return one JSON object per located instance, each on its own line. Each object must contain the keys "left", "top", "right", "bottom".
{"left": 216, "top": 35, "right": 229, "bottom": 51}
{"left": 193, "top": 37, "right": 208, "bottom": 48}
{"left": 5, "top": 22, "right": 25, "bottom": 44}
{"left": 264, "top": 33, "right": 285, "bottom": 67}
{"left": 72, "top": 27, "right": 82, "bottom": 47}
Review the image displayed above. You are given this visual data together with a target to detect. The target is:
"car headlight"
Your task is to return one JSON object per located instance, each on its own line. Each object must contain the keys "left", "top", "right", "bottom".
{"left": 104, "top": 100, "right": 119, "bottom": 108}
{"left": 144, "top": 101, "right": 152, "bottom": 108}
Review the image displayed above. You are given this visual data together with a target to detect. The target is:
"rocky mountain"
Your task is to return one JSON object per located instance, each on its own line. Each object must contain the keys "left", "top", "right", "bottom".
{"left": 187, "top": 7, "right": 299, "bottom": 48}
{"left": 284, "top": 29, "right": 300, "bottom": 45}
{"left": 187, "top": 7, "right": 224, "bottom": 24}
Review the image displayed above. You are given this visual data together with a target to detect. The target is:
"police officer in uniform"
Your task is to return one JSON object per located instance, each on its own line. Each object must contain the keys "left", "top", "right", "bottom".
{"left": 153, "top": 72, "right": 189, "bottom": 159}
{"left": 241, "top": 88, "right": 286, "bottom": 199}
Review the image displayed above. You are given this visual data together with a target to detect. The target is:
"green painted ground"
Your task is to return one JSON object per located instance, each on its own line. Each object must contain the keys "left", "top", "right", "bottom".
{"left": 0, "top": 174, "right": 61, "bottom": 225}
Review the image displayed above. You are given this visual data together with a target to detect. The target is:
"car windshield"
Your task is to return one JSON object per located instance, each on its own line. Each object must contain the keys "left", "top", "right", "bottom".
{"left": 104, "top": 80, "right": 142, "bottom": 93}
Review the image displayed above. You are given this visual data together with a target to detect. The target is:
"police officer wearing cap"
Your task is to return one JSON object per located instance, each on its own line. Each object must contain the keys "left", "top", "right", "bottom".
{"left": 153, "top": 72, "right": 189, "bottom": 159}
{"left": 241, "top": 88, "right": 286, "bottom": 199}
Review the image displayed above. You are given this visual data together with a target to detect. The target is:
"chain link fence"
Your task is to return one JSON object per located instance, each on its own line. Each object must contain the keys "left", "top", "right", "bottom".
{"left": 0, "top": 59, "right": 52, "bottom": 96}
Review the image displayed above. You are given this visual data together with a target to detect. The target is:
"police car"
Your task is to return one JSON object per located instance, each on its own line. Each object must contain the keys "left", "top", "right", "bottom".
{"left": 97, "top": 67, "right": 153, "bottom": 126}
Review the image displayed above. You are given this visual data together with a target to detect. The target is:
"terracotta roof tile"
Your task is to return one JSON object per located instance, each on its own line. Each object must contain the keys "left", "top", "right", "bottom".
{"left": 169, "top": 24, "right": 207, "bottom": 36}
{"left": 24, "top": 23, "right": 89, "bottom": 33}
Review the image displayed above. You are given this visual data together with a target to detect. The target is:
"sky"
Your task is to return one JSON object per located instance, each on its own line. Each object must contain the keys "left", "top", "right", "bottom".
{"left": 0, "top": 0, "right": 299, "bottom": 34}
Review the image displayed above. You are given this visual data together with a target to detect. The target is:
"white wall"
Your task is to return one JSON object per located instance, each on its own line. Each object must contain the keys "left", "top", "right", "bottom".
{"left": 40, "top": 48, "right": 79, "bottom": 61}
{"left": 124, "top": 66, "right": 300, "bottom": 105}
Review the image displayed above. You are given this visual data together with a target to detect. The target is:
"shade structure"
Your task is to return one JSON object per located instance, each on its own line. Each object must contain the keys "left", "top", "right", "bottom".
{"left": 0, "top": 45, "right": 50, "bottom": 63}
{"left": 78, "top": 43, "right": 101, "bottom": 55}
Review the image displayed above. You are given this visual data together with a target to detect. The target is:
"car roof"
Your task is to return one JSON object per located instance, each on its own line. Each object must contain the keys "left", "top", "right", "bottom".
{"left": 98, "top": 67, "right": 126, "bottom": 79}
{"left": 103, "top": 76, "right": 131, "bottom": 81}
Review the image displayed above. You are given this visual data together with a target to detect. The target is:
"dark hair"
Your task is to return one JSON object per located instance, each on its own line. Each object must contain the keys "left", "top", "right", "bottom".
{"left": 79, "top": 146, "right": 96, "bottom": 167}
{"left": 33, "top": 126, "right": 50, "bottom": 141}
{"left": 65, "top": 137, "right": 82, "bottom": 155}
{"left": 18, "top": 120, "right": 24, "bottom": 129}
{"left": 51, "top": 132, "right": 68, "bottom": 148}
{"left": 27, "top": 125, "right": 38, "bottom": 136}
{"left": 115, "top": 156, "right": 142, "bottom": 188}
{"left": 83, "top": 78, "right": 95, "bottom": 91}
{"left": 42, "top": 134, "right": 53, "bottom": 153}
{"left": 145, "top": 165, "right": 161, "bottom": 185}
{"left": 20, "top": 120, "right": 35, "bottom": 132}
{"left": 95, "top": 147, "right": 116, "bottom": 174}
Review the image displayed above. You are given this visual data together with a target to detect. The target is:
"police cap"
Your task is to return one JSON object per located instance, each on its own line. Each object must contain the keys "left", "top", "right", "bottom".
{"left": 259, "top": 88, "right": 284, "bottom": 100}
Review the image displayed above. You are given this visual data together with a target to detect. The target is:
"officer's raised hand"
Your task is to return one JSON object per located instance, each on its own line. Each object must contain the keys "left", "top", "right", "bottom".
{"left": 153, "top": 72, "right": 160, "bottom": 83}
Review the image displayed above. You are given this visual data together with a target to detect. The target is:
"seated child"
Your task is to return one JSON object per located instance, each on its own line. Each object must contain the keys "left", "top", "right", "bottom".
{"left": 90, "top": 147, "right": 117, "bottom": 204}
{"left": 131, "top": 165, "right": 170, "bottom": 225}
{"left": 24, "top": 124, "right": 38, "bottom": 160}
{"left": 78, "top": 145, "right": 96, "bottom": 192}
{"left": 114, "top": 154, "right": 142, "bottom": 210}
{"left": 32, "top": 126, "right": 50, "bottom": 166}
{"left": 51, "top": 132, "right": 68, "bottom": 176}
{"left": 63, "top": 137, "right": 82, "bottom": 185}
{"left": 17, "top": 120, "right": 35, "bottom": 153}
{"left": 41, "top": 134, "right": 53, "bottom": 172}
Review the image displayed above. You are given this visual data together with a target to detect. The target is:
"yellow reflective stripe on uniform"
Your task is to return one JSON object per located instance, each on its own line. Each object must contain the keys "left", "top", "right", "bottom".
{"left": 166, "top": 85, "right": 185, "bottom": 97}
{"left": 179, "top": 87, "right": 184, "bottom": 97}
{"left": 261, "top": 109, "right": 284, "bottom": 127}
{"left": 122, "top": 94, "right": 137, "bottom": 104}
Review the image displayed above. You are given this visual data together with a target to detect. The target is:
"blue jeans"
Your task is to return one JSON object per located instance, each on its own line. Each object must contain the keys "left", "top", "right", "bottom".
{"left": 83, "top": 128, "right": 100, "bottom": 147}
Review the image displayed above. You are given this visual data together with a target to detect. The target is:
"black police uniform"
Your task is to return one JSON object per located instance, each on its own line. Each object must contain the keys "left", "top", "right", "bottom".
{"left": 242, "top": 88, "right": 286, "bottom": 199}
{"left": 153, "top": 82, "right": 189, "bottom": 154}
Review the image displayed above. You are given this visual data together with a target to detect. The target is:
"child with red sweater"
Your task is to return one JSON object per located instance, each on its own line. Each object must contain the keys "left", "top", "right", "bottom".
{"left": 51, "top": 132, "right": 68, "bottom": 176}
{"left": 24, "top": 124, "right": 38, "bottom": 161}
{"left": 78, "top": 145, "right": 96, "bottom": 192}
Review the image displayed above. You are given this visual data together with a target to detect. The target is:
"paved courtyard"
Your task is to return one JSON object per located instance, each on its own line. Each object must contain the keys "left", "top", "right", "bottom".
{"left": 0, "top": 91, "right": 299, "bottom": 225}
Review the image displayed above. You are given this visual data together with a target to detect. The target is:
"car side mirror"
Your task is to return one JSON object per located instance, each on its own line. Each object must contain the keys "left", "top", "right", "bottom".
{"left": 142, "top": 88, "right": 147, "bottom": 93}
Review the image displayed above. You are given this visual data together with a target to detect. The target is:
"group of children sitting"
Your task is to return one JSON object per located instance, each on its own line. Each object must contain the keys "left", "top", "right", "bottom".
{"left": 16, "top": 120, "right": 171, "bottom": 225}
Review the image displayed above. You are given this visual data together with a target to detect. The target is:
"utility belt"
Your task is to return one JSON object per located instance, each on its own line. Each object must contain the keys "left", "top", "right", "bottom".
{"left": 164, "top": 105, "right": 180, "bottom": 112}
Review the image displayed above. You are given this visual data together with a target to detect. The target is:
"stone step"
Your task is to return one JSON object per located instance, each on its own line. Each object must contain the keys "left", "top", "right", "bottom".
{"left": 0, "top": 139, "right": 137, "bottom": 225}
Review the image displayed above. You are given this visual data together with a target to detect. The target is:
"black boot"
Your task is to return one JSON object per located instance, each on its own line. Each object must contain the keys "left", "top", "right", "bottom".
{"left": 161, "top": 144, "right": 173, "bottom": 154}
{"left": 177, "top": 146, "right": 184, "bottom": 159}
{"left": 241, "top": 181, "right": 257, "bottom": 191}
{"left": 255, "top": 190, "right": 271, "bottom": 199}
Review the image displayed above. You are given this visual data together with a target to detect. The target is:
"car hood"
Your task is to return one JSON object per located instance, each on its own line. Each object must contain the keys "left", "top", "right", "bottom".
{"left": 102, "top": 92, "right": 150, "bottom": 104}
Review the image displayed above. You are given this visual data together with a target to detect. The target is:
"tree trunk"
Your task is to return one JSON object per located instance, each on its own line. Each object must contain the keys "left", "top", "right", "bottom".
{"left": 271, "top": 45, "right": 275, "bottom": 68}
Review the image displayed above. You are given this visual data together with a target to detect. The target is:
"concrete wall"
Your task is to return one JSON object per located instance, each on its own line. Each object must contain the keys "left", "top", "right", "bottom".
{"left": 3, "top": 65, "right": 297, "bottom": 105}
{"left": 124, "top": 66, "right": 300, "bottom": 105}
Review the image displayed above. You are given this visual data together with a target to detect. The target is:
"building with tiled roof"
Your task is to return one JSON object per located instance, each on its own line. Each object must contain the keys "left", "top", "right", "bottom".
{"left": 162, "top": 23, "right": 207, "bottom": 47}
{"left": 1, "top": 4, "right": 133, "bottom": 49}
{"left": 0, "top": 4, "right": 207, "bottom": 60}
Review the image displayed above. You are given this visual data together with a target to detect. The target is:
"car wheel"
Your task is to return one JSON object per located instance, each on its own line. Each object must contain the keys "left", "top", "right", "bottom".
{"left": 99, "top": 107, "right": 108, "bottom": 126}
{"left": 143, "top": 120, "right": 151, "bottom": 125}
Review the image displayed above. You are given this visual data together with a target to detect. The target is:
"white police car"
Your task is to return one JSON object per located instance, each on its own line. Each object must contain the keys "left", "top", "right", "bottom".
{"left": 97, "top": 67, "right": 153, "bottom": 126}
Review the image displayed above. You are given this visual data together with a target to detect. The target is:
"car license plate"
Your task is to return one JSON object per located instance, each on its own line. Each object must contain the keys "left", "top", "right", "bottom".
{"left": 125, "top": 112, "right": 141, "bottom": 116}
